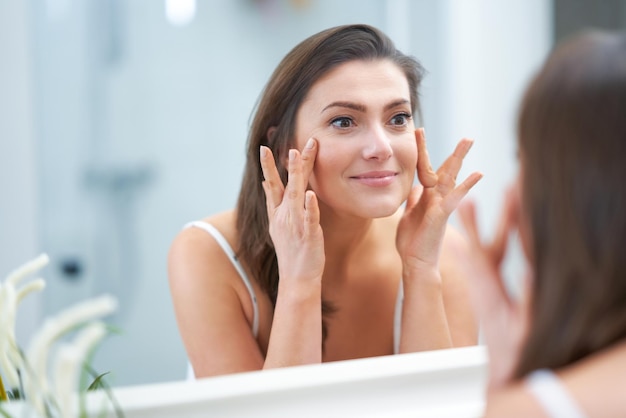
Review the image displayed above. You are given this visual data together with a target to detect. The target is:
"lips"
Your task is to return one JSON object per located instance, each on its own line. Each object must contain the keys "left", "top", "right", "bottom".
{"left": 349, "top": 171, "right": 398, "bottom": 187}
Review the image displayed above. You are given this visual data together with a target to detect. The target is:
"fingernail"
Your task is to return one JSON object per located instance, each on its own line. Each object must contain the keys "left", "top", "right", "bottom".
{"left": 289, "top": 149, "right": 296, "bottom": 161}
{"left": 260, "top": 146, "right": 267, "bottom": 158}
{"left": 421, "top": 127, "right": 426, "bottom": 137}
{"left": 305, "top": 138, "right": 315, "bottom": 149}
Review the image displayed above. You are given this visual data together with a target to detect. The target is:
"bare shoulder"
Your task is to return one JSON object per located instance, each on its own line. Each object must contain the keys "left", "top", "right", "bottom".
{"left": 168, "top": 210, "right": 238, "bottom": 281}
{"left": 560, "top": 340, "right": 626, "bottom": 416}
{"left": 483, "top": 384, "right": 550, "bottom": 418}
{"left": 168, "top": 209, "right": 265, "bottom": 375}
{"left": 167, "top": 209, "right": 242, "bottom": 311}
{"left": 486, "top": 342, "right": 626, "bottom": 417}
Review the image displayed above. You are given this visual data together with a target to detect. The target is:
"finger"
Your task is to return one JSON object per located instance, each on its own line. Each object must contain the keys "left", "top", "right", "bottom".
{"left": 260, "top": 146, "right": 285, "bottom": 211}
{"left": 458, "top": 199, "right": 514, "bottom": 308}
{"left": 300, "top": 138, "right": 318, "bottom": 190}
{"left": 304, "top": 190, "right": 320, "bottom": 237}
{"left": 441, "top": 171, "right": 483, "bottom": 214}
{"left": 415, "top": 128, "right": 438, "bottom": 188}
{"left": 261, "top": 181, "right": 274, "bottom": 215}
{"left": 285, "top": 148, "right": 305, "bottom": 212}
{"left": 437, "top": 138, "right": 474, "bottom": 185}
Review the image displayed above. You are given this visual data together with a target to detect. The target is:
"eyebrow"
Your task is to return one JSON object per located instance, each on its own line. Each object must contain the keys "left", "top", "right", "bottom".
{"left": 321, "top": 99, "right": 410, "bottom": 114}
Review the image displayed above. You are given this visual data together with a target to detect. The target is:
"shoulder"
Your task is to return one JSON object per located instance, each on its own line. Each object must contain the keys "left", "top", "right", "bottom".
{"left": 168, "top": 209, "right": 267, "bottom": 375}
{"left": 486, "top": 342, "right": 626, "bottom": 417}
{"left": 483, "top": 382, "right": 550, "bottom": 418}
{"left": 558, "top": 340, "right": 626, "bottom": 416}
{"left": 167, "top": 209, "right": 253, "bottom": 337}
{"left": 169, "top": 210, "right": 238, "bottom": 254}
{"left": 168, "top": 210, "right": 239, "bottom": 287}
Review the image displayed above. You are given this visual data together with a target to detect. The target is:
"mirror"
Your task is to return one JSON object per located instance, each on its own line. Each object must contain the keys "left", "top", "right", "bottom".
{"left": 5, "top": 0, "right": 616, "bottom": 387}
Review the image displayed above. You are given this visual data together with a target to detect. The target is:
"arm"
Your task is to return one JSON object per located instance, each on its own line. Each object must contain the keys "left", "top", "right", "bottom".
{"left": 168, "top": 227, "right": 265, "bottom": 377}
{"left": 397, "top": 128, "right": 482, "bottom": 353}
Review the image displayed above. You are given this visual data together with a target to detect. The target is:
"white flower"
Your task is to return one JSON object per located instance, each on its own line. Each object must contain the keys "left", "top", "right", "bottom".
{"left": 0, "top": 253, "right": 118, "bottom": 418}
{"left": 0, "top": 254, "right": 49, "bottom": 388}
{"left": 5, "top": 254, "right": 50, "bottom": 287}
{"left": 0, "top": 281, "right": 20, "bottom": 387}
{"left": 24, "top": 294, "right": 117, "bottom": 416}
{"left": 52, "top": 322, "right": 108, "bottom": 418}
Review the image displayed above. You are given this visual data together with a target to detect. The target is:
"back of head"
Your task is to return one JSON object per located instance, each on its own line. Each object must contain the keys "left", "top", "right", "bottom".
{"left": 515, "top": 30, "right": 626, "bottom": 377}
{"left": 236, "top": 24, "right": 425, "bottom": 306}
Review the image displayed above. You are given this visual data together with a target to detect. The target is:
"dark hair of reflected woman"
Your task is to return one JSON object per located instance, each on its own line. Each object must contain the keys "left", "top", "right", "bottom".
{"left": 515, "top": 29, "right": 626, "bottom": 377}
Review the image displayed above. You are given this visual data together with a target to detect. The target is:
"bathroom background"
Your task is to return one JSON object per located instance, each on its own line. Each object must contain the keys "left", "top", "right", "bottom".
{"left": 2, "top": 0, "right": 624, "bottom": 386}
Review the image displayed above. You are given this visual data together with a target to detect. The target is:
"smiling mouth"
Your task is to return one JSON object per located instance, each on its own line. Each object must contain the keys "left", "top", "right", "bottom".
{"left": 349, "top": 171, "right": 398, "bottom": 187}
{"left": 350, "top": 171, "right": 397, "bottom": 179}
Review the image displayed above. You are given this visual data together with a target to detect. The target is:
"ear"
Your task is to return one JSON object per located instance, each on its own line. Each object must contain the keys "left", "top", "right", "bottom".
{"left": 266, "top": 126, "right": 277, "bottom": 142}
{"left": 265, "top": 126, "right": 288, "bottom": 169}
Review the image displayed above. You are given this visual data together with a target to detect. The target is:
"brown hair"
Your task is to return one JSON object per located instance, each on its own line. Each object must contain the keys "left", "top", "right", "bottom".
{"left": 235, "top": 24, "right": 425, "bottom": 339}
{"left": 514, "top": 30, "right": 626, "bottom": 378}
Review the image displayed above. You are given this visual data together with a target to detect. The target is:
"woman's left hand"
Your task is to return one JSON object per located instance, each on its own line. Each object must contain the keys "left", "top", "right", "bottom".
{"left": 458, "top": 186, "right": 532, "bottom": 388}
{"left": 396, "top": 128, "right": 483, "bottom": 274}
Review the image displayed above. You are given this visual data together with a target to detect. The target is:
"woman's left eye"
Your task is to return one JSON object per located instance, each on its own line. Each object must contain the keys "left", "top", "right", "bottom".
{"left": 389, "top": 113, "right": 411, "bottom": 126}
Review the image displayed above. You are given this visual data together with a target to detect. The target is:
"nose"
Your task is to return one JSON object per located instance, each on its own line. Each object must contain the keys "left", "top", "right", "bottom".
{"left": 362, "top": 125, "right": 393, "bottom": 161}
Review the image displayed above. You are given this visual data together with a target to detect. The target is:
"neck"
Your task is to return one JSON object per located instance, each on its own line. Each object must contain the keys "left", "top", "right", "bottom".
{"left": 318, "top": 204, "right": 399, "bottom": 285}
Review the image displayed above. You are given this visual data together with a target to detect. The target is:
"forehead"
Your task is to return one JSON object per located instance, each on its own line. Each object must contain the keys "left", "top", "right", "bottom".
{"left": 302, "top": 59, "right": 411, "bottom": 108}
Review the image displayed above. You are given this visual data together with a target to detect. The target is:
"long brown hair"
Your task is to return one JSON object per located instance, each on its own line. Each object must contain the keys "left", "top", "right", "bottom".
{"left": 514, "top": 30, "right": 626, "bottom": 377}
{"left": 235, "top": 24, "right": 425, "bottom": 334}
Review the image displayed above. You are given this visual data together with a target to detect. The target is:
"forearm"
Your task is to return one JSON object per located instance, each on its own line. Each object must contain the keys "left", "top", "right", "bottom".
{"left": 399, "top": 267, "right": 453, "bottom": 353}
{"left": 263, "top": 279, "right": 322, "bottom": 369}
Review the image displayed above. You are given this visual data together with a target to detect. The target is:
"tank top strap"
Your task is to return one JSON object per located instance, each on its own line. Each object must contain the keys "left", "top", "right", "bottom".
{"left": 525, "top": 368, "right": 587, "bottom": 418}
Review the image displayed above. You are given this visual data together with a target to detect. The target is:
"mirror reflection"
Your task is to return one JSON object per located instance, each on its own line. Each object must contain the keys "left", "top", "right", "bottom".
{"left": 3, "top": 0, "right": 620, "bottom": 387}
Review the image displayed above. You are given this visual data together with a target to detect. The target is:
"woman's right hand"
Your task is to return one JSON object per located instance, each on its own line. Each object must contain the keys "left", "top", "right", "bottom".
{"left": 260, "top": 138, "right": 325, "bottom": 288}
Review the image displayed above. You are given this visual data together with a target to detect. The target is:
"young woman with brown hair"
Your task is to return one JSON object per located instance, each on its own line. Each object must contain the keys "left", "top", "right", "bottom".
{"left": 168, "top": 24, "right": 481, "bottom": 378}
{"left": 460, "top": 30, "right": 626, "bottom": 416}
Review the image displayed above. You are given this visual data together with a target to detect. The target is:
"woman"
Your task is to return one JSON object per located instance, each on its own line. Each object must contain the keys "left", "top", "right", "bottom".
{"left": 168, "top": 24, "right": 481, "bottom": 378}
{"left": 459, "top": 30, "right": 626, "bottom": 416}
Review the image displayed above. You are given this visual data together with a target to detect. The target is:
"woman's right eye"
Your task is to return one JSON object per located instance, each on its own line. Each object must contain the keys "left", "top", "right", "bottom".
{"left": 330, "top": 117, "right": 354, "bottom": 129}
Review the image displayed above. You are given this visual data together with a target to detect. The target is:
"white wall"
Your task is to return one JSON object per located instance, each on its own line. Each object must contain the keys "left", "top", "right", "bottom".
{"left": 411, "top": 0, "right": 552, "bottom": 296}
{"left": 0, "top": 0, "right": 42, "bottom": 345}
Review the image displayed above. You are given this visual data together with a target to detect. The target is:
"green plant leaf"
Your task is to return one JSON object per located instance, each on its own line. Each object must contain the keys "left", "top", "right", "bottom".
{"left": 86, "top": 372, "right": 110, "bottom": 391}
{"left": 80, "top": 365, "right": 125, "bottom": 418}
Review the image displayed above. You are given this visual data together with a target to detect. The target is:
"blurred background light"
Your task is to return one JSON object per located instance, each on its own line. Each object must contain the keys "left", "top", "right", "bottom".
{"left": 165, "top": 0, "right": 196, "bottom": 26}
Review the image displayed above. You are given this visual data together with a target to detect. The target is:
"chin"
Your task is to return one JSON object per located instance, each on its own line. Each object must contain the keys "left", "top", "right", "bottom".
{"left": 354, "top": 199, "right": 403, "bottom": 219}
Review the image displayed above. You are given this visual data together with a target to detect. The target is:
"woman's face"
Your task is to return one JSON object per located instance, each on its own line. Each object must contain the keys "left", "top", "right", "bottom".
{"left": 294, "top": 59, "right": 417, "bottom": 219}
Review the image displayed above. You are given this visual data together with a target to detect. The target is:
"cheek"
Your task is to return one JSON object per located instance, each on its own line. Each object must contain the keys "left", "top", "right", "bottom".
{"left": 397, "top": 137, "right": 417, "bottom": 169}
{"left": 310, "top": 144, "right": 341, "bottom": 184}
